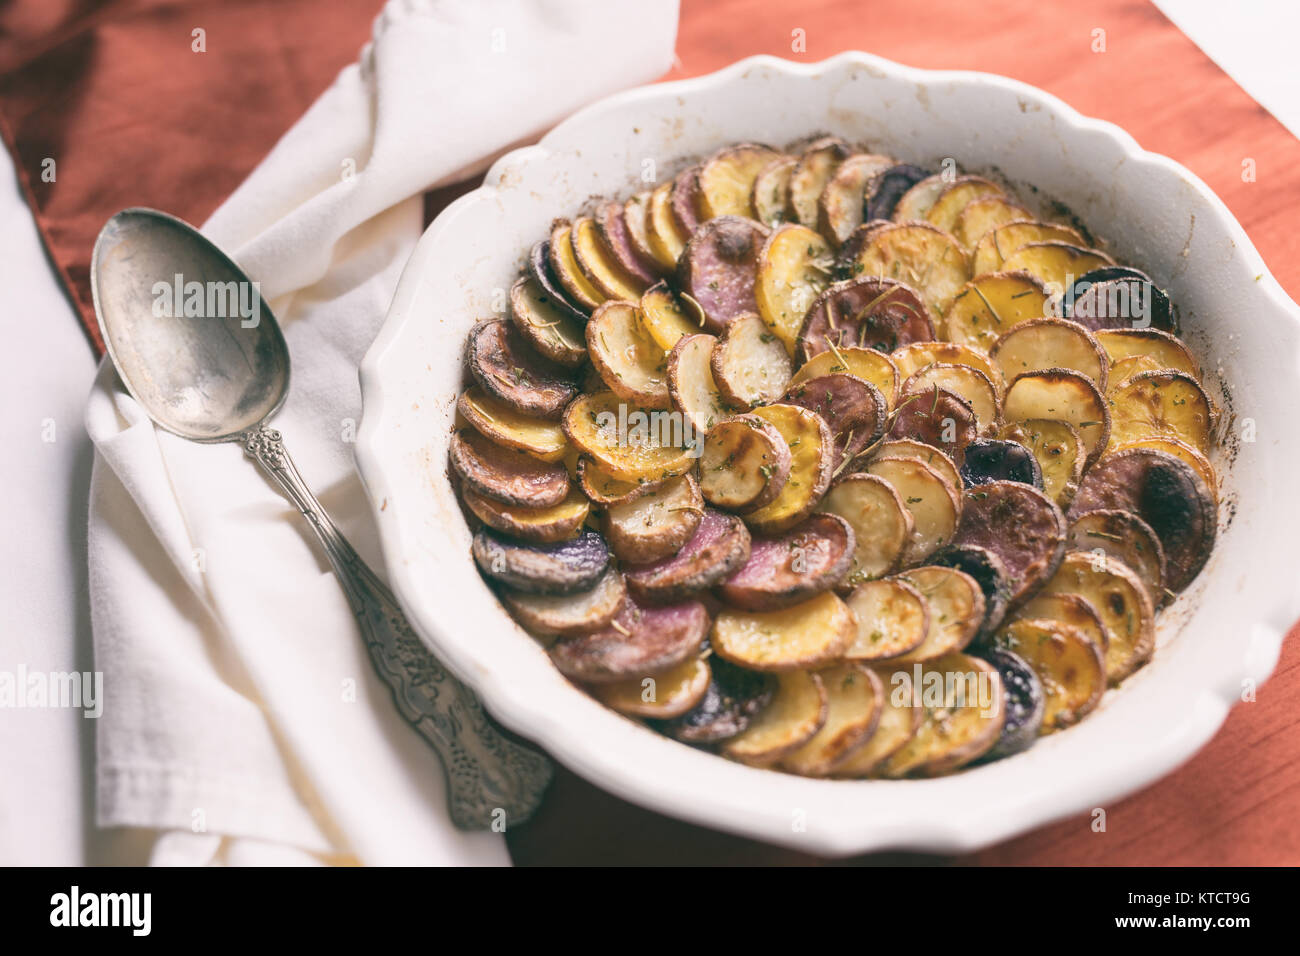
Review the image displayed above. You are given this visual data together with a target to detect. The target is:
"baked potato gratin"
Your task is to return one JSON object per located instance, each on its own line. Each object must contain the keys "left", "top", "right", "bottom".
{"left": 448, "top": 136, "right": 1219, "bottom": 778}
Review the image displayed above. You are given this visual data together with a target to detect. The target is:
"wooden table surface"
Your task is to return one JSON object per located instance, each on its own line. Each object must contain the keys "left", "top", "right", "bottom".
{"left": 504, "top": 0, "right": 1300, "bottom": 866}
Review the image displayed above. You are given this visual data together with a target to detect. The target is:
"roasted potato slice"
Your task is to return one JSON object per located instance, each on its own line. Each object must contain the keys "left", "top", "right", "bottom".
{"left": 549, "top": 596, "right": 709, "bottom": 683}
{"left": 868, "top": 439, "right": 961, "bottom": 491}
{"left": 458, "top": 386, "right": 568, "bottom": 462}
{"left": 640, "top": 281, "right": 703, "bottom": 351}
{"left": 645, "top": 180, "right": 688, "bottom": 269}
{"left": 979, "top": 647, "right": 1045, "bottom": 759}
{"left": 676, "top": 215, "right": 768, "bottom": 333}
{"left": 699, "top": 414, "right": 791, "bottom": 512}
{"left": 622, "top": 191, "right": 665, "bottom": 279}
{"left": 744, "top": 403, "right": 835, "bottom": 533}
{"left": 451, "top": 428, "right": 570, "bottom": 508}
{"left": 787, "top": 136, "right": 852, "bottom": 227}
{"left": 844, "top": 577, "right": 929, "bottom": 660}
{"left": 669, "top": 163, "right": 703, "bottom": 235}
{"left": 818, "top": 153, "right": 895, "bottom": 244}
{"left": 586, "top": 300, "right": 670, "bottom": 409}
{"left": 891, "top": 172, "right": 950, "bottom": 221}
{"left": 879, "top": 653, "right": 1004, "bottom": 776}
{"left": 666, "top": 332, "right": 728, "bottom": 434}
{"left": 750, "top": 155, "right": 797, "bottom": 226}
{"left": 902, "top": 363, "right": 1000, "bottom": 435}
{"left": 1106, "top": 352, "right": 1184, "bottom": 388}
{"left": 1107, "top": 369, "right": 1213, "bottom": 453}
{"left": 653, "top": 657, "right": 776, "bottom": 744}
{"left": 1111, "top": 436, "right": 1217, "bottom": 502}
{"left": 594, "top": 656, "right": 711, "bottom": 719}
{"left": 528, "top": 239, "right": 589, "bottom": 322}
{"left": 851, "top": 222, "right": 970, "bottom": 317}
{"left": 510, "top": 275, "right": 587, "bottom": 370}
{"left": 473, "top": 527, "right": 610, "bottom": 596}
{"left": 952, "top": 196, "right": 1032, "bottom": 251}
{"left": 942, "top": 271, "right": 1051, "bottom": 353}
{"left": 548, "top": 220, "right": 606, "bottom": 311}
{"left": 720, "top": 513, "right": 854, "bottom": 611}
{"left": 784, "top": 373, "right": 887, "bottom": 470}
{"left": 602, "top": 473, "right": 704, "bottom": 564}
{"left": 562, "top": 391, "right": 691, "bottom": 481}
{"left": 501, "top": 567, "right": 627, "bottom": 638}
{"left": 999, "top": 242, "right": 1115, "bottom": 295}
{"left": 595, "top": 200, "right": 658, "bottom": 290}
{"left": 782, "top": 664, "right": 884, "bottom": 776}
{"left": 791, "top": 345, "right": 899, "bottom": 408}
{"left": 463, "top": 485, "right": 590, "bottom": 544}
{"left": 625, "top": 509, "right": 752, "bottom": 604}
{"left": 970, "top": 221, "right": 1087, "bottom": 277}
{"left": 576, "top": 456, "right": 664, "bottom": 507}
{"left": 819, "top": 473, "right": 912, "bottom": 582}
{"left": 573, "top": 215, "right": 644, "bottom": 301}
{"left": 929, "top": 543, "right": 1012, "bottom": 638}
{"left": 1040, "top": 551, "right": 1155, "bottom": 682}
{"left": 990, "top": 319, "right": 1108, "bottom": 392}
{"left": 958, "top": 438, "right": 1043, "bottom": 489}
{"left": 466, "top": 318, "right": 578, "bottom": 420}
{"left": 864, "top": 163, "right": 930, "bottom": 221}
{"left": 755, "top": 223, "right": 834, "bottom": 355}
{"left": 1002, "top": 368, "right": 1110, "bottom": 463}
{"left": 1067, "top": 510, "right": 1166, "bottom": 603}
{"left": 893, "top": 566, "right": 985, "bottom": 662}
{"left": 951, "top": 480, "right": 1066, "bottom": 606}
{"left": 995, "top": 618, "right": 1105, "bottom": 731}
{"left": 891, "top": 341, "right": 1004, "bottom": 397}
{"left": 722, "top": 670, "right": 827, "bottom": 765}
{"left": 711, "top": 591, "right": 855, "bottom": 671}
{"left": 799, "top": 276, "right": 933, "bottom": 360}
{"left": 1064, "top": 272, "right": 1175, "bottom": 333}
{"left": 925, "top": 176, "right": 1005, "bottom": 233}
{"left": 864, "top": 455, "right": 962, "bottom": 563}
{"left": 711, "top": 312, "right": 795, "bottom": 407}
{"left": 1013, "top": 591, "right": 1109, "bottom": 653}
{"left": 697, "top": 143, "right": 784, "bottom": 220}
{"left": 834, "top": 678, "right": 922, "bottom": 776}
{"left": 1069, "top": 447, "right": 1215, "bottom": 592}
{"left": 886, "top": 385, "right": 978, "bottom": 468}
{"left": 998, "top": 418, "right": 1085, "bottom": 508}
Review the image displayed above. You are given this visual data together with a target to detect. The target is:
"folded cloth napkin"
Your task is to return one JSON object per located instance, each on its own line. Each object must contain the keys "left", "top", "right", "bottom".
{"left": 84, "top": 0, "right": 678, "bottom": 866}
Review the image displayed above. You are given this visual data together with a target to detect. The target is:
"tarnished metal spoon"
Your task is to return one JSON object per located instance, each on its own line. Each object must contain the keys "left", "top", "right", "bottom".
{"left": 90, "top": 208, "right": 552, "bottom": 830}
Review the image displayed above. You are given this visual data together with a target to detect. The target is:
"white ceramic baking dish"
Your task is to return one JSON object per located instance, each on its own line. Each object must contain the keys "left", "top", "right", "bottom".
{"left": 356, "top": 52, "right": 1300, "bottom": 855}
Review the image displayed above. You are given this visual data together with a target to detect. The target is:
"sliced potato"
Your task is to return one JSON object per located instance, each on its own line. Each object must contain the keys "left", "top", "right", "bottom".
{"left": 951, "top": 480, "right": 1066, "bottom": 607}
{"left": 652, "top": 658, "right": 776, "bottom": 744}
{"left": 925, "top": 176, "right": 1005, "bottom": 233}
{"left": 720, "top": 513, "right": 854, "bottom": 611}
{"left": 562, "top": 391, "right": 691, "bottom": 481}
{"left": 550, "top": 596, "right": 708, "bottom": 683}
{"left": 509, "top": 275, "right": 587, "bottom": 370}
{"left": 818, "top": 153, "right": 895, "bottom": 244}
{"left": 528, "top": 239, "right": 589, "bottom": 322}
{"left": 602, "top": 473, "right": 703, "bottom": 564}
{"left": 819, "top": 473, "right": 912, "bottom": 583}
{"left": 865, "top": 456, "right": 962, "bottom": 562}
{"left": 463, "top": 485, "right": 589, "bottom": 544}
{"left": 970, "top": 221, "right": 1088, "bottom": 276}
{"left": 624, "top": 509, "right": 752, "bottom": 604}
{"left": 501, "top": 567, "right": 627, "bottom": 638}
{"left": 844, "top": 577, "right": 929, "bottom": 660}
{"left": 1002, "top": 368, "right": 1110, "bottom": 463}
{"left": 676, "top": 215, "right": 768, "bottom": 333}
{"left": 744, "top": 403, "right": 835, "bottom": 533}
{"left": 640, "top": 281, "right": 703, "bottom": 351}
{"left": 473, "top": 527, "right": 610, "bottom": 597}
{"left": 878, "top": 653, "right": 1004, "bottom": 776}
{"left": 594, "top": 656, "right": 711, "bottom": 719}
{"left": 586, "top": 300, "right": 670, "bottom": 408}
{"left": 1106, "top": 370, "right": 1213, "bottom": 453}
{"left": 666, "top": 332, "right": 728, "bottom": 434}
{"left": 450, "top": 428, "right": 570, "bottom": 508}
{"left": 711, "top": 312, "right": 795, "bottom": 407}
{"left": 999, "top": 242, "right": 1115, "bottom": 295}
{"left": 833, "top": 681, "right": 922, "bottom": 777}
{"left": 798, "top": 276, "right": 934, "bottom": 360}
{"left": 645, "top": 180, "right": 688, "bottom": 269}
{"left": 699, "top": 414, "right": 791, "bottom": 512}
{"left": 1067, "top": 510, "right": 1166, "bottom": 603}
{"left": 995, "top": 618, "right": 1105, "bottom": 732}
{"left": 787, "top": 136, "right": 852, "bottom": 227}
{"left": 458, "top": 386, "right": 568, "bottom": 462}
{"left": 711, "top": 591, "right": 855, "bottom": 671}
{"left": 669, "top": 164, "right": 703, "bottom": 235}
{"left": 1062, "top": 271, "right": 1175, "bottom": 333}
{"left": 868, "top": 439, "right": 961, "bottom": 491}
{"left": 943, "top": 271, "right": 1051, "bottom": 353}
{"left": 893, "top": 566, "right": 985, "bottom": 662}
{"left": 548, "top": 220, "right": 606, "bottom": 311}
{"left": 851, "top": 222, "right": 970, "bottom": 317}
{"left": 1040, "top": 551, "right": 1155, "bottom": 682}
{"left": 1013, "top": 591, "right": 1109, "bottom": 653}
{"left": 755, "top": 223, "right": 834, "bottom": 355}
{"left": 722, "top": 669, "right": 827, "bottom": 764}
{"left": 750, "top": 155, "right": 797, "bottom": 226}
{"left": 595, "top": 201, "right": 658, "bottom": 290}
{"left": 928, "top": 543, "right": 1012, "bottom": 638}
{"left": 466, "top": 318, "right": 578, "bottom": 420}
{"left": 902, "top": 363, "right": 1000, "bottom": 435}
{"left": 891, "top": 341, "right": 1004, "bottom": 397}
{"left": 990, "top": 318, "right": 1108, "bottom": 393}
{"left": 577, "top": 456, "right": 663, "bottom": 507}
{"left": 697, "top": 143, "right": 783, "bottom": 220}
{"left": 864, "top": 163, "right": 930, "bottom": 221}
{"left": 891, "top": 173, "right": 950, "bottom": 222}
{"left": 791, "top": 345, "right": 899, "bottom": 408}
{"left": 783, "top": 373, "right": 887, "bottom": 469}
{"left": 782, "top": 664, "right": 883, "bottom": 776}
{"left": 622, "top": 191, "right": 665, "bottom": 279}
{"left": 573, "top": 216, "right": 643, "bottom": 300}
{"left": 953, "top": 196, "right": 1032, "bottom": 251}
{"left": 1110, "top": 436, "right": 1216, "bottom": 502}
{"left": 1095, "top": 328, "right": 1198, "bottom": 378}
{"left": 958, "top": 438, "right": 1043, "bottom": 489}
{"left": 886, "top": 384, "right": 978, "bottom": 467}
{"left": 1108, "top": 353, "right": 1163, "bottom": 386}
{"left": 998, "top": 418, "right": 1085, "bottom": 508}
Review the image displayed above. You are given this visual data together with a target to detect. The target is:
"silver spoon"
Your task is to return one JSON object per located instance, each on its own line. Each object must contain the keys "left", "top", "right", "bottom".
{"left": 90, "top": 207, "right": 552, "bottom": 830}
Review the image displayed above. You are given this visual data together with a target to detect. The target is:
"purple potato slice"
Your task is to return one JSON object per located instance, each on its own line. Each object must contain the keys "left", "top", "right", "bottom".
{"left": 863, "top": 163, "right": 930, "bottom": 221}
{"left": 951, "top": 480, "right": 1067, "bottom": 607}
{"left": 719, "top": 513, "right": 854, "bottom": 611}
{"left": 978, "top": 647, "right": 1045, "bottom": 761}
{"left": 651, "top": 656, "right": 776, "bottom": 744}
{"left": 1063, "top": 269, "right": 1174, "bottom": 333}
{"left": 959, "top": 438, "right": 1044, "bottom": 490}
{"left": 798, "top": 276, "right": 934, "bottom": 361}
{"left": 670, "top": 164, "right": 703, "bottom": 235}
{"left": 528, "top": 239, "right": 589, "bottom": 322}
{"left": 549, "top": 597, "right": 709, "bottom": 684}
{"left": 783, "top": 373, "right": 887, "bottom": 470}
{"left": 473, "top": 528, "right": 610, "bottom": 596}
{"left": 887, "top": 384, "right": 978, "bottom": 466}
{"left": 465, "top": 318, "right": 578, "bottom": 420}
{"left": 450, "top": 428, "right": 570, "bottom": 508}
{"left": 596, "top": 200, "right": 658, "bottom": 288}
{"left": 675, "top": 215, "right": 768, "bottom": 333}
{"left": 625, "top": 509, "right": 752, "bottom": 604}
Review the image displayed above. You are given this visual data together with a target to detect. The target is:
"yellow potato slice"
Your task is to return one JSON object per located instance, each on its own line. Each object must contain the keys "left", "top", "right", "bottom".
{"left": 892, "top": 173, "right": 950, "bottom": 221}
{"left": 711, "top": 591, "right": 855, "bottom": 671}
{"left": 902, "top": 363, "right": 1000, "bottom": 435}
{"left": 864, "top": 457, "right": 961, "bottom": 563}
{"left": 1066, "top": 512, "right": 1165, "bottom": 603}
{"left": 999, "top": 241, "right": 1115, "bottom": 295}
{"left": 1013, "top": 591, "right": 1109, "bottom": 653}
{"left": 970, "top": 221, "right": 1087, "bottom": 276}
{"left": 892, "top": 566, "right": 985, "bottom": 663}
{"left": 711, "top": 312, "right": 794, "bottom": 407}
{"left": 509, "top": 275, "right": 587, "bottom": 369}
{"left": 458, "top": 386, "right": 568, "bottom": 462}
{"left": 782, "top": 664, "right": 884, "bottom": 776}
{"left": 586, "top": 300, "right": 670, "bottom": 409}
{"left": 1041, "top": 551, "right": 1155, "bottom": 683}
{"left": 891, "top": 341, "right": 1005, "bottom": 396}
{"left": 818, "top": 153, "right": 895, "bottom": 244}
{"left": 819, "top": 473, "right": 913, "bottom": 583}
{"left": 745, "top": 403, "right": 835, "bottom": 533}
{"left": 990, "top": 318, "right": 1108, "bottom": 391}
{"left": 594, "top": 656, "right": 711, "bottom": 719}
{"left": 833, "top": 680, "right": 922, "bottom": 777}
{"left": 666, "top": 333, "right": 728, "bottom": 435}
{"left": 787, "top": 137, "right": 851, "bottom": 227}
{"left": 548, "top": 221, "right": 606, "bottom": 310}
{"left": 572, "top": 215, "right": 644, "bottom": 300}
{"left": 755, "top": 223, "right": 834, "bottom": 356}
{"left": 996, "top": 618, "right": 1105, "bottom": 732}
{"left": 852, "top": 222, "right": 970, "bottom": 317}
{"left": 751, "top": 155, "right": 797, "bottom": 227}
{"left": 463, "top": 485, "right": 589, "bottom": 544}
{"left": 577, "top": 456, "right": 665, "bottom": 507}
{"left": 699, "top": 414, "right": 791, "bottom": 512}
{"left": 1107, "top": 370, "right": 1213, "bottom": 453}
{"left": 878, "top": 653, "right": 1004, "bottom": 776}
{"left": 640, "top": 282, "right": 704, "bottom": 351}
{"left": 943, "top": 271, "right": 1051, "bottom": 353}
{"left": 1108, "top": 354, "right": 1163, "bottom": 387}
{"left": 868, "top": 439, "right": 961, "bottom": 491}
{"left": 925, "top": 176, "right": 1005, "bottom": 233}
{"left": 844, "top": 577, "right": 929, "bottom": 660}
{"left": 697, "top": 143, "right": 784, "bottom": 220}
{"left": 502, "top": 568, "right": 627, "bottom": 639}
{"left": 645, "top": 180, "right": 688, "bottom": 269}
{"left": 953, "top": 196, "right": 1032, "bottom": 251}
{"left": 562, "top": 391, "right": 691, "bottom": 481}
{"left": 791, "top": 345, "right": 899, "bottom": 408}
{"left": 998, "top": 418, "right": 1085, "bottom": 508}
{"left": 1111, "top": 436, "right": 1216, "bottom": 500}
{"left": 1095, "top": 328, "right": 1199, "bottom": 378}
{"left": 722, "top": 669, "right": 827, "bottom": 764}
{"left": 602, "top": 474, "right": 703, "bottom": 564}
{"left": 1002, "top": 368, "right": 1110, "bottom": 463}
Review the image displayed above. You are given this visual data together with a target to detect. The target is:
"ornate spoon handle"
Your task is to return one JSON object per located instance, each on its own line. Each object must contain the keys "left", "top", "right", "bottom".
{"left": 239, "top": 423, "right": 553, "bottom": 830}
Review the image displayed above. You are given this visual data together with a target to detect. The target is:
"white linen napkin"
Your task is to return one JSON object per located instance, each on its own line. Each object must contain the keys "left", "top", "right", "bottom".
{"left": 84, "top": 0, "right": 679, "bottom": 866}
